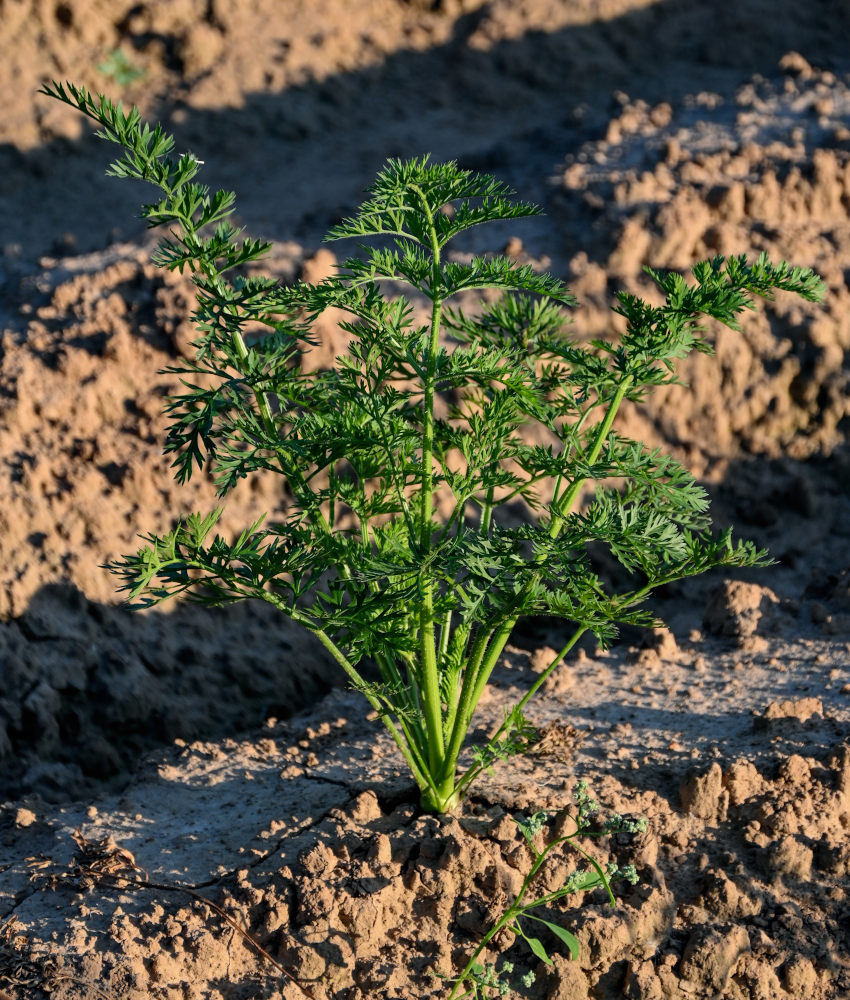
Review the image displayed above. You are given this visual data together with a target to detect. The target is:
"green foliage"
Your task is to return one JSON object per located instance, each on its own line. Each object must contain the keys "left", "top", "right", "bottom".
{"left": 97, "top": 49, "right": 145, "bottom": 87}
{"left": 436, "top": 783, "right": 647, "bottom": 999}
{"left": 41, "top": 81, "right": 826, "bottom": 815}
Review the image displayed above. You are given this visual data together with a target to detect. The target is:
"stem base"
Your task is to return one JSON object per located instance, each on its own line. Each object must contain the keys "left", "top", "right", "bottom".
{"left": 420, "top": 781, "right": 461, "bottom": 814}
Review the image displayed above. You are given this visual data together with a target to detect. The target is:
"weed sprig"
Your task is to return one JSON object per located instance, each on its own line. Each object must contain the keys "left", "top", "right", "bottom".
{"left": 41, "top": 82, "right": 825, "bottom": 814}
{"left": 439, "top": 782, "right": 646, "bottom": 999}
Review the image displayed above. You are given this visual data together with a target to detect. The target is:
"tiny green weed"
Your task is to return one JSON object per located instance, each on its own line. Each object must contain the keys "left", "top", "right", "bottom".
{"left": 96, "top": 49, "right": 145, "bottom": 88}
{"left": 437, "top": 783, "right": 646, "bottom": 999}
{"left": 41, "top": 81, "right": 825, "bottom": 815}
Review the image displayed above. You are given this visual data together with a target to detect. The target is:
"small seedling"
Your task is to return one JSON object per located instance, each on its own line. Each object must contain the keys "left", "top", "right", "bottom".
{"left": 41, "top": 82, "right": 825, "bottom": 814}
{"left": 437, "top": 782, "right": 646, "bottom": 999}
{"left": 97, "top": 49, "right": 145, "bottom": 87}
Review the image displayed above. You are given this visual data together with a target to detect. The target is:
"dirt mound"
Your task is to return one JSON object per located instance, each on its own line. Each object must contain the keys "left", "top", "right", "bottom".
{"left": 554, "top": 57, "right": 850, "bottom": 468}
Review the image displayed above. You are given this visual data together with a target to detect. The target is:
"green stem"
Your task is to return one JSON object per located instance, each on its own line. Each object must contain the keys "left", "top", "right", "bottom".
{"left": 479, "top": 485, "right": 495, "bottom": 534}
{"left": 549, "top": 377, "right": 631, "bottom": 536}
{"left": 447, "top": 835, "right": 550, "bottom": 1000}
{"left": 440, "top": 621, "right": 471, "bottom": 751}
{"left": 438, "top": 607, "right": 453, "bottom": 669}
{"left": 300, "top": 615, "right": 436, "bottom": 797}
{"left": 438, "top": 624, "right": 495, "bottom": 786}
{"left": 441, "top": 378, "right": 632, "bottom": 797}
{"left": 413, "top": 183, "right": 446, "bottom": 778}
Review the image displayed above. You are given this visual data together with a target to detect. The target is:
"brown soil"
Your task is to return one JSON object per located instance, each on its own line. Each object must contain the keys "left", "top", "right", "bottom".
{"left": 1, "top": 2, "right": 849, "bottom": 999}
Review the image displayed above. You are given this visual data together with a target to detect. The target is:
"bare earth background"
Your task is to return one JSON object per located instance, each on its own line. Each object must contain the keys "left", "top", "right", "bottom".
{"left": 1, "top": 1, "right": 849, "bottom": 998}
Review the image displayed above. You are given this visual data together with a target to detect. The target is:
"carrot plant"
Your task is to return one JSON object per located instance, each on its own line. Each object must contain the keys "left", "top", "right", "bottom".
{"left": 42, "top": 82, "right": 825, "bottom": 814}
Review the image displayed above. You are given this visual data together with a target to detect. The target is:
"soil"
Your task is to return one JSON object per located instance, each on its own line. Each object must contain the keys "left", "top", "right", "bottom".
{"left": 1, "top": 1, "right": 849, "bottom": 998}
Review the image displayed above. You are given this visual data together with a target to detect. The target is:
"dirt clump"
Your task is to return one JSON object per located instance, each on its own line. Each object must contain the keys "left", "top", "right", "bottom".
{"left": 703, "top": 581, "right": 782, "bottom": 646}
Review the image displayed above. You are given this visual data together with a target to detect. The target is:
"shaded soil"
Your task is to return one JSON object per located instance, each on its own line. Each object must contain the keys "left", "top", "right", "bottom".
{"left": 1, "top": 1, "right": 849, "bottom": 998}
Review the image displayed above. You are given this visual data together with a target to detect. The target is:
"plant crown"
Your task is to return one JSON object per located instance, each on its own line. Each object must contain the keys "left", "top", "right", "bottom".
{"left": 42, "top": 82, "right": 826, "bottom": 814}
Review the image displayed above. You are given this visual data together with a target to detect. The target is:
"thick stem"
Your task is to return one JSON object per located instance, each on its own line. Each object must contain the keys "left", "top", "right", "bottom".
{"left": 479, "top": 484, "right": 495, "bottom": 534}
{"left": 438, "top": 624, "right": 495, "bottom": 786}
{"left": 414, "top": 182, "right": 447, "bottom": 778}
{"left": 418, "top": 295, "right": 446, "bottom": 774}
{"left": 419, "top": 779, "right": 462, "bottom": 814}
{"left": 440, "top": 621, "right": 471, "bottom": 752}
